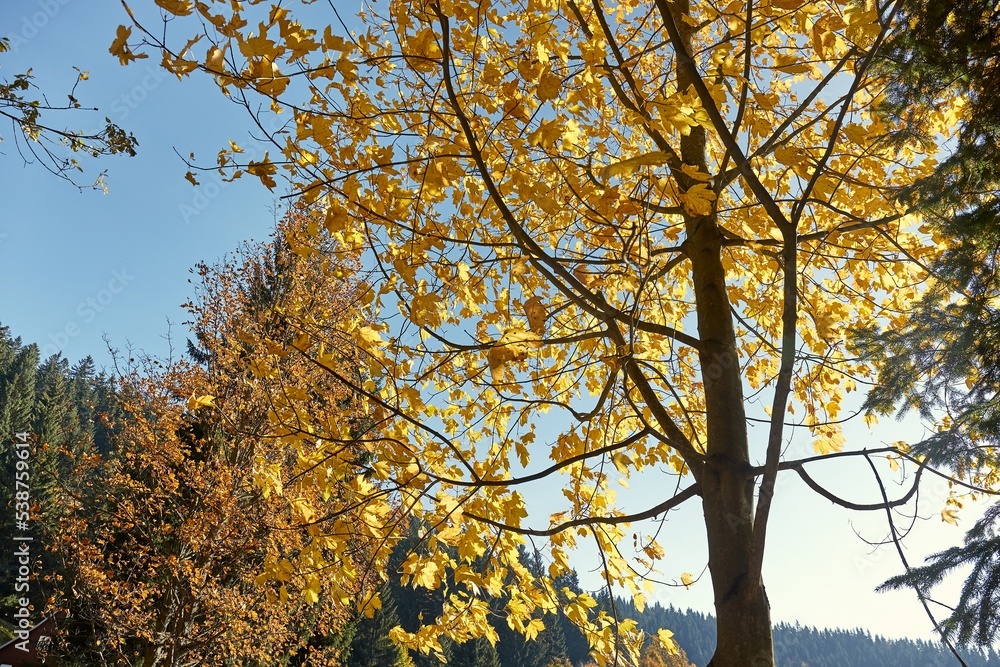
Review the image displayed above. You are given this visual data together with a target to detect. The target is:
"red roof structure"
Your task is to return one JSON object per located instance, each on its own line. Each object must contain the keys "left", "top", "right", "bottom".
{"left": 0, "top": 616, "right": 57, "bottom": 666}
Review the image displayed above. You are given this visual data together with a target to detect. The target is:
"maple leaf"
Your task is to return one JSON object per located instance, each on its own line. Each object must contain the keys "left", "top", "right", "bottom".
{"left": 601, "top": 151, "right": 672, "bottom": 181}
{"left": 680, "top": 183, "right": 716, "bottom": 217}
{"left": 523, "top": 295, "right": 547, "bottom": 334}
{"left": 154, "top": 0, "right": 193, "bottom": 16}
{"left": 109, "top": 25, "right": 147, "bottom": 66}
{"left": 186, "top": 394, "right": 215, "bottom": 410}
{"left": 941, "top": 508, "right": 960, "bottom": 526}
{"left": 247, "top": 154, "right": 278, "bottom": 190}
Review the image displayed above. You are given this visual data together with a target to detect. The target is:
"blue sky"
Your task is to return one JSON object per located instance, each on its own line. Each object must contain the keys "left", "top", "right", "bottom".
{"left": 0, "top": 0, "right": 987, "bottom": 652}
{"left": 1, "top": 0, "right": 279, "bottom": 365}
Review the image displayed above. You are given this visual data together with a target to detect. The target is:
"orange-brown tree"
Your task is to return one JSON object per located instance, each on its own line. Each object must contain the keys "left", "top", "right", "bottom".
{"left": 639, "top": 637, "right": 694, "bottom": 667}
{"left": 50, "top": 212, "right": 383, "bottom": 667}
{"left": 107, "top": 1, "right": 999, "bottom": 665}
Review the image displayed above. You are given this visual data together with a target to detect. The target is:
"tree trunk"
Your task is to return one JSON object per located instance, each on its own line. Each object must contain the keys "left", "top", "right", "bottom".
{"left": 672, "top": 0, "right": 776, "bottom": 663}
{"left": 687, "top": 211, "right": 775, "bottom": 667}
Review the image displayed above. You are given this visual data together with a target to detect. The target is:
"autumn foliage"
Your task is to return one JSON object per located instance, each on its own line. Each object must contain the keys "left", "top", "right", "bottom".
{"left": 50, "top": 212, "right": 380, "bottom": 667}
{"left": 106, "top": 0, "right": 991, "bottom": 665}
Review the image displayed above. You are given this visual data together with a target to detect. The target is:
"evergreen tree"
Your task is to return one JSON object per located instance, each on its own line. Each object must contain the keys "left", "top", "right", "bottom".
{"left": 88, "top": 370, "right": 119, "bottom": 455}
{"left": 0, "top": 324, "right": 17, "bottom": 435}
{"left": 388, "top": 520, "right": 451, "bottom": 667}
{"left": 0, "top": 342, "right": 38, "bottom": 612}
{"left": 553, "top": 570, "right": 592, "bottom": 667}
{"left": 34, "top": 354, "right": 75, "bottom": 449}
{"left": 495, "top": 548, "right": 573, "bottom": 667}
{"left": 858, "top": 0, "right": 1000, "bottom": 649}
{"left": 346, "top": 588, "right": 410, "bottom": 667}
{"left": 1, "top": 342, "right": 39, "bottom": 435}
{"left": 449, "top": 636, "right": 502, "bottom": 667}
{"left": 69, "top": 356, "right": 98, "bottom": 445}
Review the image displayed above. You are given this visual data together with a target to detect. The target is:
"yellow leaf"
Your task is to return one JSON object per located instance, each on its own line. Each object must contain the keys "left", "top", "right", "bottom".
{"left": 528, "top": 118, "right": 562, "bottom": 148}
{"left": 292, "top": 333, "right": 311, "bottom": 351}
{"left": 680, "top": 163, "right": 712, "bottom": 182}
{"left": 536, "top": 71, "right": 561, "bottom": 102}
{"left": 291, "top": 497, "right": 316, "bottom": 523}
{"left": 186, "top": 394, "right": 215, "bottom": 410}
{"left": 941, "top": 508, "right": 959, "bottom": 526}
{"left": 680, "top": 183, "right": 717, "bottom": 216}
{"left": 680, "top": 572, "right": 695, "bottom": 589}
{"left": 414, "top": 560, "right": 442, "bottom": 589}
{"left": 642, "top": 540, "right": 665, "bottom": 561}
{"left": 154, "top": 0, "right": 194, "bottom": 16}
{"left": 109, "top": 25, "right": 147, "bottom": 66}
{"left": 515, "top": 441, "right": 530, "bottom": 467}
{"left": 813, "top": 425, "right": 845, "bottom": 455}
{"left": 488, "top": 328, "right": 541, "bottom": 383}
{"left": 524, "top": 617, "right": 545, "bottom": 641}
{"left": 573, "top": 266, "right": 604, "bottom": 289}
{"left": 303, "top": 574, "right": 320, "bottom": 604}
{"left": 523, "top": 295, "right": 547, "bottom": 334}
{"left": 247, "top": 153, "right": 278, "bottom": 190}
{"left": 357, "top": 326, "right": 384, "bottom": 347}
{"left": 206, "top": 45, "right": 226, "bottom": 72}
{"left": 600, "top": 151, "right": 672, "bottom": 181}
{"left": 360, "top": 592, "right": 382, "bottom": 618}
{"left": 657, "top": 628, "right": 679, "bottom": 654}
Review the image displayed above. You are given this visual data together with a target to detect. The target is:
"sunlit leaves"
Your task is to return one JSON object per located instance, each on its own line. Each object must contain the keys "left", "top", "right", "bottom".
{"left": 109, "top": 25, "right": 145, "bottom": 65}
{"left": 523, "top": 295, "right": 547, "bottom": 334}
{"left": 116, "top": 0, "right": 958, "bottom": 662}
{"left": 247, "top": 154, "right": 278, "bottom": 190}
{"left": 600, "top": 152, "right": 674, "bottom": 182}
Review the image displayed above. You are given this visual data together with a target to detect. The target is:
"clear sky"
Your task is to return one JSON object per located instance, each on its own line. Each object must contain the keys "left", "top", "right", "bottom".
{"left": 0, "top": 0, "right": 986, "bottom": 652}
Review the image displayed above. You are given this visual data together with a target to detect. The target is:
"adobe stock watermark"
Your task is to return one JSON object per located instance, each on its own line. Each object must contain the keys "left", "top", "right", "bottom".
{"left": 10, "top": 431, "right": 33, "bottom": 653}
{"left": 42, "top": 267, "right": 135, "bottom": 358}
{"left": 4, "top": 0, "right": 73, "bottom": 53}
{"left": 179, "top": 116, "right": 286, "bottom": 225}
{"left": 109, "top": 66, "right": 171, "bottom": 122}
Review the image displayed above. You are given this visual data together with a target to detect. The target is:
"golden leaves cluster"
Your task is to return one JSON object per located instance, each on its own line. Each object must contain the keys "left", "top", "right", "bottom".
{"left": 116, "top": 0, "right": 959, "bottom": 662}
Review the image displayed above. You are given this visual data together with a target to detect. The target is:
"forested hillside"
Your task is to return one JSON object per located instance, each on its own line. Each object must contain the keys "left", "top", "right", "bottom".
{"left": 622, "top": 600, "right": 1000, "bottom": 667}
{"left": 0, "top": 324, "right": 116, "bottom": 620}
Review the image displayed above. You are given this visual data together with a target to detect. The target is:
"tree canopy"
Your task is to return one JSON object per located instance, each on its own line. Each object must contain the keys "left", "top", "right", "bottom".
{"left": 47, "top": 213, "right": 374, "bottom": 667}
{"left": 101, "top": 0, "right": 992, "bottom": 665}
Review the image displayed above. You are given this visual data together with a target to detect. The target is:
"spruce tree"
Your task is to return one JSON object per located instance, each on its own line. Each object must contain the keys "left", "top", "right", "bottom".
{"left": 69, "top": 356, "right": 98, "bottom": 445}
{"left": 0, "top": 342, "right": 38, "bottom": 614}
{"left": 553, "top": 570, "right": 591, "bottom": 667}
{"left": 0, "top": 324, "right": 17, "bottom": 436}
{"left": 449, "top": 636, "right": 501, "bottom": 667}
{"left": 34, "top": 355, "right": 75, "bottom": 449}
{"left": 858, "top": 0, "right": 1000, "bottom": 649}
{"left": 346, "top": 589, "right": 410, "bottom": 667}
{"left": 1, "top": 342, "right": 39, "bottom": 436}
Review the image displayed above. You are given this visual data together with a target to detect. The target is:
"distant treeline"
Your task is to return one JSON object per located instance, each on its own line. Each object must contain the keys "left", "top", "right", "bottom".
{"left": 619, "top": 598, "right": 1000, "bottom": 667}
